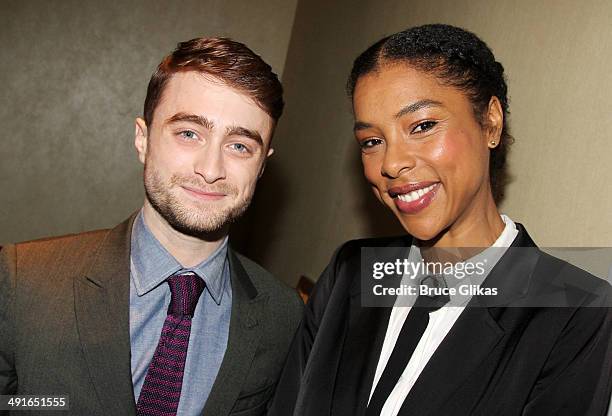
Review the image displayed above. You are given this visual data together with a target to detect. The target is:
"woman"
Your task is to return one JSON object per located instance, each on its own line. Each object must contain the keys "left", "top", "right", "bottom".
{"left": 269, "top": 25, "right": 611, "bottom": 416}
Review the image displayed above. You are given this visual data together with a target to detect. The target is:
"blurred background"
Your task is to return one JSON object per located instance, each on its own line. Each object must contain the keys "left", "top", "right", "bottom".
{"left": 2, "top": 0, "right": 612, "bottom": 287}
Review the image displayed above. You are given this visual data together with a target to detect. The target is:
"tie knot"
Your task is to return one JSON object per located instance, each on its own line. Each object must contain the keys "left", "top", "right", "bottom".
{"left": 415, "top": 274, "right": 450, "bottom": 311}
{"left": 167, "top": 272, "right": 205, "bottom": 316}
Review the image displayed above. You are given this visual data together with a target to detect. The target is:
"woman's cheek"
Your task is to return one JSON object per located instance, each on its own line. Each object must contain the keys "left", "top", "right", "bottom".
{"left": 431, "top": 133, "right": 461, "bottom": 162}
{"left": 362, "top": 155, "right": 381, "bottom": 184}
{"left": 362, "top": 156, "right": 390, "bottom": 206}
{"left": 428, "top": 132, "right": 472, "bottom": 183}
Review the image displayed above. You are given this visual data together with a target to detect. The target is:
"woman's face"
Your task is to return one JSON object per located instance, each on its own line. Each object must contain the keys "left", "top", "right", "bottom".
{"left": 352, "top": 63, "right": 500, "bottom": 242}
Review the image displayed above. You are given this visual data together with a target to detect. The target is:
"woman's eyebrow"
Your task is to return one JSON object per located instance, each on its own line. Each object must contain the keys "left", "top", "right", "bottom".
{"left": 394, "top": 99, "right": 443, "bottom": 119}
{"left": 353, "top": 99, "right": 444, "bottom": 132}
{"left": 353, "top": 121, "right": 372, "bottom": 132}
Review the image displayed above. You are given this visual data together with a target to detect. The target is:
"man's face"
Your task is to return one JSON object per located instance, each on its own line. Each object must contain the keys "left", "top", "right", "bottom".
{"left": 135, "top": 71, "right": 274, "bottom": 237}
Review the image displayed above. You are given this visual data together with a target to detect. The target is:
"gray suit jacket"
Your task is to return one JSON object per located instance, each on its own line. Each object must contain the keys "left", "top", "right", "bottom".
{"left": 0, "top": 214, "right": 303, "bottom": 415}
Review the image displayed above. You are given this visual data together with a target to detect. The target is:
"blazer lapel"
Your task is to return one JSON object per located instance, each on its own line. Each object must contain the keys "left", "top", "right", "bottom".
{"left": 202, "top": 249, "right": 267, "bottom": 416}
{"left": 332, "top": 295, "right": 391, "bottom": 416}
{"left": 74, "top": 215, "right": 137, "bottom": 415}
{"left": 332, "top": 242, "right": 410, "bottom": 415}
{"left": 397, "top": 307, "right": 504, "bottom": 416}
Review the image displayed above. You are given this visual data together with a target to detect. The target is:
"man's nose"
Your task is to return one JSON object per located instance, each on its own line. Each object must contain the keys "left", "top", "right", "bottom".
{"left": 194, "top": 144, "right": 226, "bottom": 183}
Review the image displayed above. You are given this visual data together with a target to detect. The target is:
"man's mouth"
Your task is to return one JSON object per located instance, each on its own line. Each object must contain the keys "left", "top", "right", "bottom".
{"left": 181, "top": 185, "right": 227, "bottom": 200}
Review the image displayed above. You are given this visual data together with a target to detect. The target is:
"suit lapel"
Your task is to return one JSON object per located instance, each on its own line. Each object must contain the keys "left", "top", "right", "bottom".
{"left": 397, "top": 307, "right": 504, "bottom": 416}
{"left": 74, "top": 215, "right": 137, "bottom": 415}
{"left": 330, "top": 242, "right": 409, "bottom": 415}
{"left": 202, "top": 249, "right": 266, "bottom": 416}
{"left": 332, "top": 294, "right": 391, "bottom": 416}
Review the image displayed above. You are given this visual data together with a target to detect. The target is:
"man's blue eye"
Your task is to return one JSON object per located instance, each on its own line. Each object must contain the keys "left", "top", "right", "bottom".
{"left": 232, "top": 143, "right": 249, "bottom": 152}
{"left": 180, "top": 130, "right": 197, "bottom": 140}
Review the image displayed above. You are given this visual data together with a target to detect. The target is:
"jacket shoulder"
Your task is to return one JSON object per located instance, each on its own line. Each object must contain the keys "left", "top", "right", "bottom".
{"left": 7, "top": 229, "right": 111, "bottom": 277}
{"left": 306, "top": 235, "right": 412, "bottom": 306}
{"left": 535, "top": 250, "right": 612, "bottom": 306}
{"left": 15, "top": 229, "right": 110, "bottom": 250}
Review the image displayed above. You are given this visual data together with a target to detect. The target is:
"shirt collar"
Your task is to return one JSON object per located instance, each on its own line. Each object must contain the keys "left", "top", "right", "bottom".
{"left": 130, "top": 210, "right": 229, "bottom": 305}
{"left": 405, "top": 214, "right": 519, "bottom": 306}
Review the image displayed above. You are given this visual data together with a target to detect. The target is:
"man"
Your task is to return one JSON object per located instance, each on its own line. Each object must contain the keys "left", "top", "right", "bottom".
{"left": 0, "top": 37, "right": 302, "bottom": 416}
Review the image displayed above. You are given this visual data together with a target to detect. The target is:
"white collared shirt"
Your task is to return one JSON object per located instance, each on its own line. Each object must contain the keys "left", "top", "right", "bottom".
{"left": 368, "top": 215, "right": 518, "bottom": 416}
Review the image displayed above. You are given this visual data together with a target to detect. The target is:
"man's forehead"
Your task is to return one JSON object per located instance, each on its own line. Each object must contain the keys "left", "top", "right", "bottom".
{"left": 154, "top": 72, "right": 273, "bottom": 135}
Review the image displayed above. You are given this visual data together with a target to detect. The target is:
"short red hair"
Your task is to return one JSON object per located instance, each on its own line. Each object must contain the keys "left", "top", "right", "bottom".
{"left": 143, "top": 37, "right": 284, "bottom": 127}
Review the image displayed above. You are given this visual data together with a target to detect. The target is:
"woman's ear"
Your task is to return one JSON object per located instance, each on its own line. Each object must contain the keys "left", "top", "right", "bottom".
{"left": 486, "top": 96, "right": 503, "bottom": 149}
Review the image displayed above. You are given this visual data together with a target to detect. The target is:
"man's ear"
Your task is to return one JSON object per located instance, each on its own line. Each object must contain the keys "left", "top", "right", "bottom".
{"left": 486, "top": 96, "right": 503, "bottom": 148}
{"left": 258, "top": 147, "right": 275, "bottom": 178}
{"left": 134, "top": 117, "right": 148, "bottom": 164}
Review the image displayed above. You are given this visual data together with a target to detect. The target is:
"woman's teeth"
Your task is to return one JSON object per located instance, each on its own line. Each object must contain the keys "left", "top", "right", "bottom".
{"left": 396, "top": 184, "right": 436, "bottom": 202}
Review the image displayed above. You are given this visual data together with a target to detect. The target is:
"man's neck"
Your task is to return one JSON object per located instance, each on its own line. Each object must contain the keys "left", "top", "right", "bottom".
{"left": 141, "top": 203, "right": 227, "bottom": 268}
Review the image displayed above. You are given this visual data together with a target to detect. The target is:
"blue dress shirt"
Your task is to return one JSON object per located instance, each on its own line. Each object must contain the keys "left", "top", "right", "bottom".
{"left": 129, "top": 211, "right": 232, "bottom": 416}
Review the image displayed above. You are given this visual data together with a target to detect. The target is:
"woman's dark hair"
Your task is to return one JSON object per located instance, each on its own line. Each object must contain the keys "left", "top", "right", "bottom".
{"left": 347, "top": 24, "right": 513, "bottom": 203}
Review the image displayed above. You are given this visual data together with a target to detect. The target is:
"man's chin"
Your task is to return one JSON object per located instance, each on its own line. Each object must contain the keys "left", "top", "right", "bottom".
{"left": 164, "top": 202, "right": 250, "bottom": 238}
{"left": 145, "top": 186, "right": 251, "bottom": 240}
{"left": 165, "top": 215, "right": 232, "bottom": 241}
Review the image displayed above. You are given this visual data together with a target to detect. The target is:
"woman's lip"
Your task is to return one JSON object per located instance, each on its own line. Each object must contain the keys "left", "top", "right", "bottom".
{"left": 388, "top": 181, "right": 440, "bottom": 197}
{"left": 392, "top": 182, "right": 440, "bottom": 214}
{"left": 182, "top": 186, "right": 226, "bottom": 200}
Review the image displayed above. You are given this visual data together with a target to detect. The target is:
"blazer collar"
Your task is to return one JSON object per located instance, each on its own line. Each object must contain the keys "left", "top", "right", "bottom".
{"left": 74, "top": 213, "right": 137, "bottom": 415}
{"left": 475, "top": 222, "right": 540, "bottom": 308}
{"left": 201, "top": 249, "right": 266, "bottom": 416}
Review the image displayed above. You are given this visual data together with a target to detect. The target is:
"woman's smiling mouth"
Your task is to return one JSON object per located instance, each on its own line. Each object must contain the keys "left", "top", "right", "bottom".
{"left": 388, "top": 182, "right": 440, "bottom": 214}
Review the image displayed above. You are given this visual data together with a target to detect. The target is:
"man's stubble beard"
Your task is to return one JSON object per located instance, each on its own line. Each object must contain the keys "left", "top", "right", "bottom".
{"left": 143, "top": 164, "right": 253, "bottom": 239}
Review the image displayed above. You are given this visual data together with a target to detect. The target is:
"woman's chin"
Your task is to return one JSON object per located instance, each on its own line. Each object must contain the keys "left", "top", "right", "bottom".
{"left": 396, "top": 216, "right": 443, "bottom": 243}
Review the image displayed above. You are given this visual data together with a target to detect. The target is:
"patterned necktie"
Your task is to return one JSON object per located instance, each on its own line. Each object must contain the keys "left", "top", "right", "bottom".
{"left": 366, "top": 275, "right": 450, "bottom": 416}
{"left": 136, "top": 272, "right": 205, "bottom": 416}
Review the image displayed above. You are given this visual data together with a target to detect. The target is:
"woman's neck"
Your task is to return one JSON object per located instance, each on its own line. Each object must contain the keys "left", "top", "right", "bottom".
{"left": 419, "top": 192, "right": 505, "bottom": 263}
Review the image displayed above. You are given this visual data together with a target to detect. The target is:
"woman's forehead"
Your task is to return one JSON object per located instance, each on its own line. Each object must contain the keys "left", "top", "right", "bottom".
{"left": 352, "top": 65, "right": 469, "bottom": 117}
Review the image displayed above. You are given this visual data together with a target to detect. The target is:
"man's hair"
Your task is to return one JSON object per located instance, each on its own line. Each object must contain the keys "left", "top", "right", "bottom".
{"left": 144, "top": 37, "right": 284, "bottom": 127}
{"left": 347, "top": 24, "right": 513, "bottom": 203}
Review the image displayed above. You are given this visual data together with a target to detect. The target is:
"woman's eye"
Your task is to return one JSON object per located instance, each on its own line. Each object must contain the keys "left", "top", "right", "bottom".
{"left": 179, "top": 130, "right": 198, "bottom": 140}
{"left": 360, "top": 138, "right": 383, "bottom": 150}
{"left": 411, "top": 120, "right": 437, "bottom": 134}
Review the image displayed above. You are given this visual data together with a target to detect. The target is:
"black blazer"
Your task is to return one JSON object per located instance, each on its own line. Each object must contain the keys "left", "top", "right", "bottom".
{"left": 268, "top": 224, "right": 612, "bottom": 416}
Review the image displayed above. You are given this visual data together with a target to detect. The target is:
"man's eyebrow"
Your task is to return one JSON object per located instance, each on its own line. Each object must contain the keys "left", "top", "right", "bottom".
{"left": 166, "top": 112, "right": 264, "bottom": 146}
{"left": 394, "top": 99, "right": 443, "bottom": 119}
{"left": 226, "top": 125, "right": 263, "bottom": 146}
{"left": 166, "top": 113, "right": 214, "bottom": 129}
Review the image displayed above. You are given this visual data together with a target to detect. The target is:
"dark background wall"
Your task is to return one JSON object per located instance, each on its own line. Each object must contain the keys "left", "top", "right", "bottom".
{"left": 0, "top": 0, "right": 298, "bottom": 243}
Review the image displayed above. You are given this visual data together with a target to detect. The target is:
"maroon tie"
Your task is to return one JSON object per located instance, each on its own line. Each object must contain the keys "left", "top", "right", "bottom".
{"left": 136, "top": 272, "right": 205, "bottom": 416}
